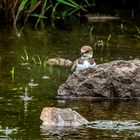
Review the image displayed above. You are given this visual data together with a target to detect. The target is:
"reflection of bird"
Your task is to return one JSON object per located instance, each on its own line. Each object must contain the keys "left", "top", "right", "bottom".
{"left": 71, "top": 46, "right": 96, "bottom": 73}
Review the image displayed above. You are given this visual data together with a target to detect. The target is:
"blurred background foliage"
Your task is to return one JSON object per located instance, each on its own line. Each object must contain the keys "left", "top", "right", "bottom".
{"left": 0, "top": 0, "right": 95, "bottom": 29}
{"left": 0, "top": 0, "right": 140, "bottom": 29}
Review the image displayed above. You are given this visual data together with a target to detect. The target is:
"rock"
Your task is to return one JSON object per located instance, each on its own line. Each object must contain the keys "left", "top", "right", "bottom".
{"left": 58, "top": 60, "right": 140, "bottom": 99}
{"left": 40, "top": 107, "right": 89, "bottom": 127}
{"left": 47, "top": 58, "right": 72, "bottom": 66}
{"left": 84, "top": 14, "right": 120, "bottom": 22}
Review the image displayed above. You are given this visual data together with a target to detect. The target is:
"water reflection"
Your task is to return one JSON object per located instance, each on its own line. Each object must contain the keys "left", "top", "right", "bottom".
{"left": 0, "top": 127, "right": 18, "bottom": 140}
{"left": 40, "top": 119, "right": 140, "bottom": 139}
{"left": 0, "top": 127, "right": 17, "bottom": 136}
{"left": 28, "top": 79, "right": 39, "bottom": 88}
{"left": 20, "top": 87, "right": 33, "bottom": 114}
{"left": 40, "top": 125, "right": 88, "bottom": 139}
{"left": 88, "top": 120, "right": 140, "bottom": 130}
{"left": 39, "top": 99, "right": 140, "bottom": 139}
{"left": 57, "top": 100, "right": 140, "bottom": 121}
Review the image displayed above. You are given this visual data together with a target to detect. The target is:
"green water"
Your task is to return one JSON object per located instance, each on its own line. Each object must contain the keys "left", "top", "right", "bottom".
{"left": 0, "top": 19, "right": 140, "bottom": 139}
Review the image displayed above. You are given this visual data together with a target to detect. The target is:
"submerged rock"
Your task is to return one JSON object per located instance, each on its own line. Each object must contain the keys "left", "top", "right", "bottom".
{"left": 40, "top": 107, "right": 89, "bottom": 127}
{"left": 47, "top": 58, "right": 72, "bottom": 66}
{"left": 58, "top": 60, "right": 140, "bottom": 99}
{"left": 84, "top": 14, "right": 120, "bottom": 22}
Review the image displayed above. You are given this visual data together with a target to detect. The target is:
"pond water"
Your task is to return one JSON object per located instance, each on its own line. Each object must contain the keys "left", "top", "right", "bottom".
{"left": 0, "top": 18, "right": 140, "bottom": 139}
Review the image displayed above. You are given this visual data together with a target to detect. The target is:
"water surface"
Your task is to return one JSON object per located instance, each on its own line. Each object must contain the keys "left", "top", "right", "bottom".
{"left": 0, "top": 19, "right": 140, "bottom": 139}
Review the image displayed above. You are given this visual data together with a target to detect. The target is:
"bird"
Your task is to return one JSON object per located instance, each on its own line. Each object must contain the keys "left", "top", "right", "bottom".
{"left": 71, "top": 46, "right": 96, "bottom": 73}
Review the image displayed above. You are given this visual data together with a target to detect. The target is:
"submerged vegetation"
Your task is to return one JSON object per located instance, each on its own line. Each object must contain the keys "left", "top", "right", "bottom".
{"left": 20, "top": 50, "right": 48, "bottom": 67}
{"left": 0, "top": 0, "right": 95, "bottom": 29}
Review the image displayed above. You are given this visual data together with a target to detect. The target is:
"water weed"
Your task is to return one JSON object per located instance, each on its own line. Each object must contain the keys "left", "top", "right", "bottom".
{"left": 94, "top": 40, "right": 104, "bottom": 52}
{"left": 134, "top": 26, "right": 140, "bottom": 39}
{"left": 89, "top": 26, "right": 95, "bottom": 43}
{"left": 33, "top": 55, "right": 48, "bottom": 68}
{"left": 11, "top": 67, "right": 15, "bottom": 80}
{"left": 136, "top": 26, "right": 140, "bottom": 34}
{"left": 20, "top": 50, "right": 48, "bottom": 68}
{"left": 106, "top": 34, "right": 111, "bottom": 47}
{"left": 20, "top": 50, "right": 30, "bottom": 65}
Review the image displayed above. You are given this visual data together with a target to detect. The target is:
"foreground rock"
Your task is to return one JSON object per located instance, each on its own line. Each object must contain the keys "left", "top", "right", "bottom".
{"left": 58, "top": 60, "right": 140, "bottom": 99}
{"left": 40, "top": 107, "right": 89, "bottom": 127}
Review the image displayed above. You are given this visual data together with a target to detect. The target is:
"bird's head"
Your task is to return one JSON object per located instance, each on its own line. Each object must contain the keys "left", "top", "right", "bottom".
{"left": 79, "top": 46, "right": 93, "bottom": 59}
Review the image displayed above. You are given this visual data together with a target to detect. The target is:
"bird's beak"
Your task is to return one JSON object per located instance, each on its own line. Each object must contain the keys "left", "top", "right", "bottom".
{"left": 79, "top": 51, "right": 89, "bottom": 58}
{"left": 79, "top": 52, "right": 84, "bottom": 57}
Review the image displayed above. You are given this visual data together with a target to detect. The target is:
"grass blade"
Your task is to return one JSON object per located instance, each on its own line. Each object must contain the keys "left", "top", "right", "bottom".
{"left": 18, "top": 0, "right": 28, "bottom": 12}
{"left": 56, "top": 0, "right": 78, "bottom": 8}
{"left": 67, "top": 0, "right": 79, "bottom": 7}
{"left": 11, "top": 67, "right": 15, "bottom": 80}
{"left": 31, "top": 14, "right": 47, "bottom": 19}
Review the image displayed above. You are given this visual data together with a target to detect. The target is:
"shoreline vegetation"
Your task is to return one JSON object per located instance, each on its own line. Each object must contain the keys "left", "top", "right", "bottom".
{"left": 0, "top": 0, "right": 94, "bottom": 29}
{"left": 0, "top": 0, "right": 140, "bottom": 30}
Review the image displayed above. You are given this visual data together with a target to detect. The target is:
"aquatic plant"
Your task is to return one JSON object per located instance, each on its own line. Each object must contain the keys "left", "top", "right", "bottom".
{"left": 33, "top": 0, "right": 52, "bottom": 28}
{"left": 14, "top": 0, "right": 50, "bottom": 29}
{"left": 106, "top": 34, "right": 111, "bottom": 47}
{"left": 93, "top": 34, "right": 111, "bottom": 52}
{"left": 134, "top": 26, "right": 140, "bottom": 39}
{"left": 20, "top": 50, "right": 30, "bottom": 65}
{"left": 136, "top": 26, "right": 140, "bottom": 34}
{"left": 94, "top": 40, "right": 104, "bottom": 51}
{"left": 32, "top": 55, "right": 42, "bottom": 65}
{"left": 0, "top": 0, "right": 95, "bottom": 29}
{"left": 54, "top": 0, "right": 88, "bottom": 18}
{"left": 11, "top": 67, "right": 15, "bottom": 80}
{"left": 120, "top": 23, "right": 124, "bottom": 33}
{"left": 32, "top": 55, "right": 48, "bottom": 67}
{"left": 20, "top": 50, "right": 49, "bottom": 68}
{"left": 0, "top": 0, "right": 51, "bottom": 28}
{"left": 89, "top": 26, "right": 95, "bottom": 43}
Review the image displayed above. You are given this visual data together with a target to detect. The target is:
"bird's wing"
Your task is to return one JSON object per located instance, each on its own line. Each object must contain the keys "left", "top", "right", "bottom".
{"left": 71, "top": 59, "right": 78, "bottom": 72}
{"left": 92, "top": 58, "right": 96, "bottom": 65}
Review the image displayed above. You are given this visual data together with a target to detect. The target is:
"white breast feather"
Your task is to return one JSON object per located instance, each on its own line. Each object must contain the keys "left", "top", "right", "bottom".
{"left": 76, "top": 60, "right": 96, "bottom": 73}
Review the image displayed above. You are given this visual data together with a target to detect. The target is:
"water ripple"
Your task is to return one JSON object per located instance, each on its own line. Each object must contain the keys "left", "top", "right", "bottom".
{"left": 88, "top": 120, "right": 140, "bottom": 130}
